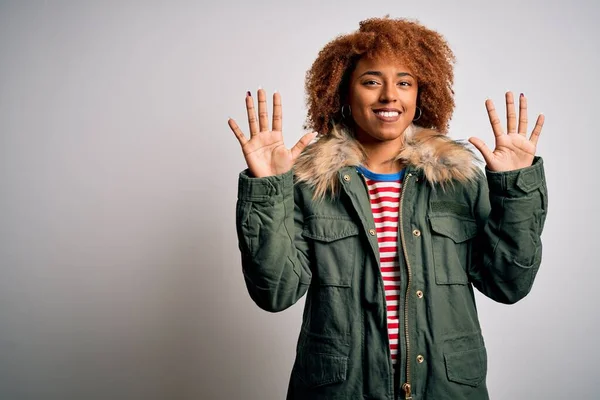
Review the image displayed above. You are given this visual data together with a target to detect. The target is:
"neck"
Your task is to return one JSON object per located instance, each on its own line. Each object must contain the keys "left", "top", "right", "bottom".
{"left": 357, "top": 134, "right": 405, "bottom": 174}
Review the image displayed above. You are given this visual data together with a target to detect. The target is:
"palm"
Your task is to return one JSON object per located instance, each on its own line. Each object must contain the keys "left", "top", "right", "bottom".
{"left": 242, "top": 130, "right": 294, "bottom": 177}
{"left": 469, "top": 92, "right": 544, "bottom": 172}
{"left": 228, "top": 89, "right": 317, "bottom": 178}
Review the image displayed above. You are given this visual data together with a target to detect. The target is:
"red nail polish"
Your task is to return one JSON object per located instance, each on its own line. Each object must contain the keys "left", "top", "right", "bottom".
{"left": 520, "top": 93, "right": 524, "bottom": 97}
{"left": 247, "top": 91, "right": 251, "bottom": 97}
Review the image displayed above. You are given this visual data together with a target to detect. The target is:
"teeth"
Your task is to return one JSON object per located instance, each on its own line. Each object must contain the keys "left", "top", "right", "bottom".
{"left": 376, "top": 111, "right": 399, "bottom": 117}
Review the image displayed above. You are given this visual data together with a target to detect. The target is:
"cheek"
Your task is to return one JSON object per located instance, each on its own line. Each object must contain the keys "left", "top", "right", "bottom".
{"left": 352, "top": 106, "right": 372, "bottom": 126}
{"left": 350, "top": 90, "right": 367, "bottom": 108}
{"left": 348, "top": 106, "right": 372, "bottom": 133}
{"left": 402, "top": 90, "right": 418, "bottom": 106}
{"left": 349, "top": 96, "right": 371, "bottom": 119}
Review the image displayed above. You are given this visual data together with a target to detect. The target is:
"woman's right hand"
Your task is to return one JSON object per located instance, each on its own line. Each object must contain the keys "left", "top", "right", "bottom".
{"left": 228, "top": 89, "right": 318, "bottom": 178}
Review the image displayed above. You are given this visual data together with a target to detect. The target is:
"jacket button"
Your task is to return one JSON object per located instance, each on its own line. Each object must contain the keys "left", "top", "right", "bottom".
{"left": 369, "top": 228, "right": 376, "bottom": 236}
{"left": 412, "top": 229, "right": 421, "bottom": 237}
{"left": 343, "top": 174, "right": 351, "bottom": 182}
{"left": 417, "top": 355, "right": 425, "bottom": 363}
{"left": 416, "top": 290, "right": 424, "bottom": 299}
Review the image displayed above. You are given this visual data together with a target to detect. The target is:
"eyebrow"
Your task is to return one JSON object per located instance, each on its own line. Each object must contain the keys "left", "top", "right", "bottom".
{"left": 358, "top": 71, "right": 414, "bottom": 78}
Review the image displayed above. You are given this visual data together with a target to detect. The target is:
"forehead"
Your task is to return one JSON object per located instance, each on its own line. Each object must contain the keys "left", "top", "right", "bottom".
{"left": 352, "top": 55, "right": 414, "bottom": 76}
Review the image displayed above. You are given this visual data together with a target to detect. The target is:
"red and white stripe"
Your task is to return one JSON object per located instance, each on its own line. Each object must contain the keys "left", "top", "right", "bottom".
{"left": 365, "top": 177, "right": 402, "bottom": 366}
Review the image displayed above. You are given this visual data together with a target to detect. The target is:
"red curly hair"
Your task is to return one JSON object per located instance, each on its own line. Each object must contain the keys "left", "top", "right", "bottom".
{"left": 304, "top": 17, "right": 456, "bottom": 135}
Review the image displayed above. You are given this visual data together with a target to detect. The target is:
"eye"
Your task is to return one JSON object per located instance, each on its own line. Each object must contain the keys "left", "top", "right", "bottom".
{"left": 362, "top": 80, "right": 380, "bottom": 86}
{"left": 398, "top": 81, "right": 412, "bottom": 87}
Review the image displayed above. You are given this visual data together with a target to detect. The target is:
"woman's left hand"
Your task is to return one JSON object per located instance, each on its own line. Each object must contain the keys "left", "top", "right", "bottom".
{"left": 469, "top": 91, "right": 544, "bottom": 172}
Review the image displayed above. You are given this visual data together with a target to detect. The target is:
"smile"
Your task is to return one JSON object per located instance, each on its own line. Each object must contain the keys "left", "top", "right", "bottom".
{"left": 373, "top": 110, "right": 401, "bottom": 122}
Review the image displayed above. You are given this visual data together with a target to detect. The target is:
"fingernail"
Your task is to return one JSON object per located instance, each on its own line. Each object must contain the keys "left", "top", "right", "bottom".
{"left": 247, "top": 91, "right": 251, "bottom": 97}
{"left": 520, "top": 93, "right": 524, "bottom": 97}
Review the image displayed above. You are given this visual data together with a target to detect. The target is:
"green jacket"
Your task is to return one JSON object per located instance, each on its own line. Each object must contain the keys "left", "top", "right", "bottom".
{"left": 236, "top": 126, "right": 548, "bottom": 400}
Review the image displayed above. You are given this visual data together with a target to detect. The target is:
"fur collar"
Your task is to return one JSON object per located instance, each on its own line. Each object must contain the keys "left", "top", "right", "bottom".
{"left": 294, "top": 123, "right": 481, "bottom": 199}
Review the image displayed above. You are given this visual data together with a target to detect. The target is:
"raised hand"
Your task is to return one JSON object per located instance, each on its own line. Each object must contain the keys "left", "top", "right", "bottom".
{"left": 469, "top": 92, "right": 544, "bottom": 172}
{"left": 228, "top": 89, "right": 317, "bottom": 178}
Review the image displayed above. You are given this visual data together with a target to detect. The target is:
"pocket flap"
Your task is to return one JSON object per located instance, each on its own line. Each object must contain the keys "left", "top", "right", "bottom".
{"left": 302, "top": 216, "right": 359, "bottom": 243}
{"left": 429, "top": 215, "right": 478, "bottom": 243}
{"left": 444, "top": 347, "right": 487, "bottom": 387}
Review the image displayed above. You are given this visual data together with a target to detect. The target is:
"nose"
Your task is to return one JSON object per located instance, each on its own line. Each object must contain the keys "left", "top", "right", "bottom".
{"left": 378, "top": 82, "right": 397, "bottom": 103}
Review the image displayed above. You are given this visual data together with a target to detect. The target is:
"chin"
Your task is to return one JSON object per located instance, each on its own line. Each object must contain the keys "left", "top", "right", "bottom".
{"left": 354, "top": 120, "right": 411, "bottom": 143}
{"left": 368, "top": 127, "right": 406, "bottom": 141}
{"left": 380, "top": 133, "right": 405, "bottom": 142}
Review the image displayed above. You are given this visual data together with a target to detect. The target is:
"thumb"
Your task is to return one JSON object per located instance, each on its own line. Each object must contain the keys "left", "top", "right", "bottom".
{"left": 291, "top": 132, "right": 318, "bottom": 160}
{"left": 468, "top": 137, "right": 493, "bottom": 165}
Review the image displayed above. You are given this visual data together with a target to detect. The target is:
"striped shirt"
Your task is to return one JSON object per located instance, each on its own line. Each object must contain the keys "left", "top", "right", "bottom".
{"left": 357, "top": 166, "right": 405, "bottom": 367}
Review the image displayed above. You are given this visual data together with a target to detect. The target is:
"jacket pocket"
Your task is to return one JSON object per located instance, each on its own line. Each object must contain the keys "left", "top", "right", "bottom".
{"left": 294, "top": 330, "right": 349, "bottom": 389}
{"left": 429, "top": 215, "right": 478, "bottom": 285}
{"left": 302, "top": 216, "right": 360, "bottom": 287}
{"left": 444, "top": 346, "right": 487, "bottom": 387}
{"left": 296, "top": 352, "right": 348, "bottom": 388}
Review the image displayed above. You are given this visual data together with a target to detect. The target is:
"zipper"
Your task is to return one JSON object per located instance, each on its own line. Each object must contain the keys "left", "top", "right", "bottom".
{"left": 399, "top": 172, "right": 413, "bottom": 400}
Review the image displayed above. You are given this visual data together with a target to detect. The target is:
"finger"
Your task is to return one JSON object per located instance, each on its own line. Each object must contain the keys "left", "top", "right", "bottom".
{"left": 291, "top": 132, "right": 318, "bottom": 160}
{"left": 469, "top": 137, "right": 494, "bottom": 165}
{"left": 529, "top": 113, "right": 545, "bottom": 146}
{"left": 272, "top": 91, "right": 283, "bottom": 132}
{"left": 257, "top": 88, "right": 269, "bottom": 132}
{"left": 245, "top": 91, "right": 259, "bottom": 136}
{"left": 506, "top": 91, "right": 517, "bottom": 134}
{"left": 517, "top": 93, "right": 528, "bottom": 135}
{"left": 486, "top": 99, "right": 504, "bottom": 138}
{"left": 228, "top": 118, "right": 248, "bottom": 146}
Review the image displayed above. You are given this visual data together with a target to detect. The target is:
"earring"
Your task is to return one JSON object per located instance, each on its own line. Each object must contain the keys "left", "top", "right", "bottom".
{"left": 413, "top": 107, "right": 422, "bottom": 121}
{"left": 341, "top": 104, "right": 352, "bottom": 119}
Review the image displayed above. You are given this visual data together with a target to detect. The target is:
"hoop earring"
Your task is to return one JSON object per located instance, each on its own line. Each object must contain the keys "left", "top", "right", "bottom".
{"left": 413, "top": 107, "right": 422, "bottom": 121}
{"left": 341, "top": 104, "right": 352, "bottom": 120}
{"left": 413, "top": 107, "right": 423, "bottom": 122}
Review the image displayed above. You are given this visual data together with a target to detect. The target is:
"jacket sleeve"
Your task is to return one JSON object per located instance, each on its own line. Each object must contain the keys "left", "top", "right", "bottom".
{"left": 236, "top": 169, "right": 312, "bottom": 312}
{"left": 469, "top": 157, "right": 548, "bottom": 304}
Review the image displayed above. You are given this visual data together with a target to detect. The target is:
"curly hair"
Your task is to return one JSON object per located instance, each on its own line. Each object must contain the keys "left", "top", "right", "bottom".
{"left": 304, "top": 17, "right": 456, "bottom": 135}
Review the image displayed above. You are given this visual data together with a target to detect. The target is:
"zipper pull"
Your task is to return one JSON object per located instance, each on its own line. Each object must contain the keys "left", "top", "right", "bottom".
{"left": 402, "top": 383, "right": 412, "bottom": 399}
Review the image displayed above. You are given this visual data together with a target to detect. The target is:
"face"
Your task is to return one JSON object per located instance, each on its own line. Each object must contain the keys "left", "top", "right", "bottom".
{"left": 347, "top": 57, "right": 419, "bottom": 144}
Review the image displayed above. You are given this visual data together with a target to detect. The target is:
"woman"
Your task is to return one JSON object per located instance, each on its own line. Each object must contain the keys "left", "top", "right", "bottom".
{"left": 228, "top": 17, "right": 547, "bottom": 400}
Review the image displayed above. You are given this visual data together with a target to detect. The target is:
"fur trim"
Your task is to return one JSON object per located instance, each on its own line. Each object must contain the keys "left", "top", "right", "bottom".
{"left": 294, "top": 123, "right": 481, "bottom": 198}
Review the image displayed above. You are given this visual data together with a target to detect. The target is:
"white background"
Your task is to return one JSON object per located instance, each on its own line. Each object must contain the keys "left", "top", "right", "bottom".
{"left": 1, "top": 0, "right": 598, "bottom": 399}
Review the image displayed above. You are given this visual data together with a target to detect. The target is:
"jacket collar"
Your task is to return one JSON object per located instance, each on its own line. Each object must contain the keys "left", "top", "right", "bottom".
{"left": 294, "top": 123, "right": 481, "bottom": 199}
